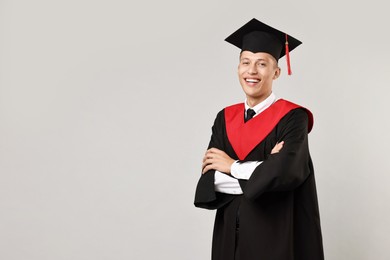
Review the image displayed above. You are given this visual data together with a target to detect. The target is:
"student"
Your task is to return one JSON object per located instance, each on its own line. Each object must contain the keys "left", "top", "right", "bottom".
{"left": 194, "top": 18, "right": 324, "bottom": 260}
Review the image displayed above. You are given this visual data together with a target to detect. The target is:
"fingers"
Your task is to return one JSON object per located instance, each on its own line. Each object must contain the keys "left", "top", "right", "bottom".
{"left": 202, "top": 164, "right": 212, "bottom": 174}
{"left": 202, "top": 158, "right": 213, "bottom": 170}
{"left": 201, "top": 148, "right": 224, "bottom": 174}
{"left": 202, "top": 151, "right": 215, "bottom": 173}
{"left": 203, "top": 151, "right": 215, "bottom": 164}
{"left": 202, "top": 157, "right": 217, "bottom": 174}
{"left": 271, "top": 141, "right": 284, "bottom": 154}
{"left": 276, "top": 141, "right": 284, "bottom": 149}
{"left": 206, "top": 148, "right": 224, "bottom": 155}
{"left": 201, "top": 148, "right": 233, "bottom": 174}
{"left": 202, "top": 148, "right": 223, "bottom": 163}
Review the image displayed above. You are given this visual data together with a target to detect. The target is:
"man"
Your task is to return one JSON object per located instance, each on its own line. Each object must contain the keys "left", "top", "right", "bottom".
{"left": 194, "top": 18, "right": 324, "bottom": 260}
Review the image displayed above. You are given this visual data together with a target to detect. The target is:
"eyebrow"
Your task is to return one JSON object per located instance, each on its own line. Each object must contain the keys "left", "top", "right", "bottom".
{"left": 240, "top": 58, "right": 268, "bottom": 62}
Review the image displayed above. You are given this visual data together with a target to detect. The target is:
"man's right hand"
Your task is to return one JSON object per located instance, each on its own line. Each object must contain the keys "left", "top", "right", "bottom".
{"left": 271, "top": 141, "right": 284, "bottom": 154}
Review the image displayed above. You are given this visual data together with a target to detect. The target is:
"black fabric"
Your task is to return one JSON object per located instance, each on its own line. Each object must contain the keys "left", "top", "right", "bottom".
{"left": 242, "top": 31, "right": 283, "bottom": 61}
{"left": 194, "top": 108, "right": 324, "bottom": 260}
{"left": 224, "top": 18, "right": 302, "bottom": 60}
{"left": 244, "top": 108, "right": 256, "bottom": 123}
{"left": 235, "top": 226, "right": 240, "bottom": 260}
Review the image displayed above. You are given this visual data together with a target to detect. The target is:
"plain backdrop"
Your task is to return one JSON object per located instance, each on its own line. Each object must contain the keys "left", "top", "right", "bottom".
{"left": 1, "top": 0, "right": 390, "bottom": 259}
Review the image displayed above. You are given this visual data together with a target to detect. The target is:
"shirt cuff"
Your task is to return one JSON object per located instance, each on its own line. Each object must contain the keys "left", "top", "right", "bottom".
{"left": 214, "top": 170, "right": 243, "bottom": 195}
{"left": 231, "top": 160, "right": 262, "bottom": 180}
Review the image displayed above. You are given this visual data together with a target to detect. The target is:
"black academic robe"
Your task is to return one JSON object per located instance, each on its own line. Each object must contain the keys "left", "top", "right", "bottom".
{"left": 194, "top": 102, "right": 324, "bottom": 260}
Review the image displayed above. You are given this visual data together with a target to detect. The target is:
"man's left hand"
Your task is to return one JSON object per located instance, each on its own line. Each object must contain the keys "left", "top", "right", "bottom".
{"left": 202, "top": 148, "right": 235, "bottom": 174}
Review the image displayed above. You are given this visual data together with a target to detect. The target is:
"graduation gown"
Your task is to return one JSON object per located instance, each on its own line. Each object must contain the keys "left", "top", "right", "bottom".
{"left": 194, "top": 100, "right": 324, "bottom": 260}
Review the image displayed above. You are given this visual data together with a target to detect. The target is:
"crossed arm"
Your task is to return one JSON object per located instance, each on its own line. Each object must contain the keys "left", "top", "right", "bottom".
{"left": 202, "top": 141, "right": 284, "bottom": 174}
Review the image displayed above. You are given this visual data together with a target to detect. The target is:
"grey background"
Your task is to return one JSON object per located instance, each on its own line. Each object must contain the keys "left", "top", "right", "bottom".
{"left": 1, "top": 0, "right": 389, "bottom": 259}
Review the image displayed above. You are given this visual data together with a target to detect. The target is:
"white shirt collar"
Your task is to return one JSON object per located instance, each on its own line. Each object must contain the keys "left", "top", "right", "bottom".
{"left": 245, "top": 92, "right": 277, "bottom": 117}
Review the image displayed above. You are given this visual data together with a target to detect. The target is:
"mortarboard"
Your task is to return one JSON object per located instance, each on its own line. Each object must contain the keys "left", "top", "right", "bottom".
{"left": 225, "top": 18, "right": 302, "bottom": 75}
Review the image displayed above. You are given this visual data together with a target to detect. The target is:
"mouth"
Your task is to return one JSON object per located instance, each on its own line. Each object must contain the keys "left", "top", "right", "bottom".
{"left": 245, "top": 78, "right": 260, "bottom": 85}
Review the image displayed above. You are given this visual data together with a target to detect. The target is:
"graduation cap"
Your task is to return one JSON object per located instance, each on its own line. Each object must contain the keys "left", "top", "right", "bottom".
{"left": 225, "top": 18, "right": 302, "bottom": 75}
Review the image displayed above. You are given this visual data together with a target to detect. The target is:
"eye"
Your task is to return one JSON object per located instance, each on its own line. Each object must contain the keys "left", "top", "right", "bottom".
{"left": 241, "top": 61, "right": 250, "bottom": 65}
{"left": 258, "top": 63, "right": 267, "bottom": 67}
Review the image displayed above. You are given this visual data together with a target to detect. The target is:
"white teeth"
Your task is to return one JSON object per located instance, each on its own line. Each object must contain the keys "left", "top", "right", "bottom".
{"left": 246, "top": 79, "right": 259, "bottom": 83}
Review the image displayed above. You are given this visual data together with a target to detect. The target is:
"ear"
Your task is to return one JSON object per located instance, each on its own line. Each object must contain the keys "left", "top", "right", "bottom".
{"left": 273, "top": 67, "right": 281, "bottom": 79}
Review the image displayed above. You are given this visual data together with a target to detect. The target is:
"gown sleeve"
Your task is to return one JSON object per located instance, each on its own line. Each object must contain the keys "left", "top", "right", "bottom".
{"left": 243, "top": 108, "right": 312, "bottom": 200}
{"left": 194, "top": 110, "right": 236, "bottom": 210}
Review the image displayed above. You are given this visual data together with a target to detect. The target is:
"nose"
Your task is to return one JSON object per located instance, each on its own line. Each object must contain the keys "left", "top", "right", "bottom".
{"left": 248, "top": 63, "right": 257, "bottom": 74}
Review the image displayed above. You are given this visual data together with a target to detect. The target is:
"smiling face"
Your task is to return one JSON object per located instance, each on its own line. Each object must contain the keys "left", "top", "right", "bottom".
{"left": 238, "top": 51, "right": 281, "bottom": 107}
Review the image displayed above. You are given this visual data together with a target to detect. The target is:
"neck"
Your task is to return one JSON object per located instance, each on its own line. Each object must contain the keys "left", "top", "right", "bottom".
{"left": 246, "top": 93, "right": 272, "bottom": 108}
